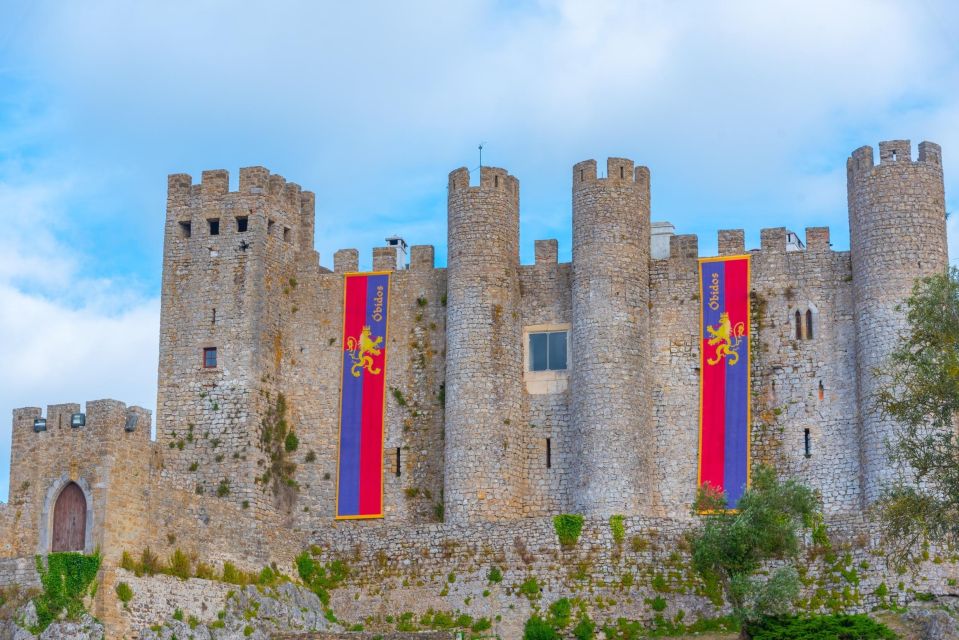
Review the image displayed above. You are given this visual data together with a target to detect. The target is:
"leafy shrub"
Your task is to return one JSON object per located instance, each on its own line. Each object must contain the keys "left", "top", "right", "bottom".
{"left": 33, "top": 552, "right": 102, "bottom": 632}
{"left": 487, "top": 566, "right": 503, "bottom": 584}
{"left": 690, "top": 466, "right": 818, "bottom": 625}
{"left": 650, "top": 595, "right": 667, "bottom": 612}
{"left": 553, "top": 514, "right": 585, "bottom": 546}
{"left": 258, "top": 566, "right": 276, "bottom": 585}
{"left": 518, "top": 576, "right": 540, "bottom": 599}
{"left": 610, "top": 514, "right": 626, "bottom": 544}
{"left": 114, "top": 581, "right": 133, "bottom": 604}
{"left": 548, "top": 597, "right": 572, "bottom": 628}
{"left": 524, "top": 614, "right": 560, "bottom": 640}
{"left": 573, "top": 614, "right": 596, "bottom": 640}
{"left": 284, "top": 431, "right": 299, "bottom": 452}
{"left": 472, "top": 617, "right": 492, "bottom": 632}
{"left": 601, "top": 617, "right": 643, "bottom": 639}
{"left": 748, "top": 615, "right": 897, "bottom": 640}
{"left": 295, "top": 551, "right": 350, "bottom": 605}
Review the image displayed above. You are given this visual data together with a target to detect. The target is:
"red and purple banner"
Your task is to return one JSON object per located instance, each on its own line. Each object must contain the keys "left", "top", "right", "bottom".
{"left": 336, "top": 272, "right": 390, "bottom": 519}
{"left": 698, "top": 256, "right": 751, "bottom": 509}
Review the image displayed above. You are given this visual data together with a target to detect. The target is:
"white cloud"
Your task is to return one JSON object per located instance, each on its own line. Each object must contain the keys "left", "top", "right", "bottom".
{"left": 0, "top": 175, "right": 159, "bottom": 502}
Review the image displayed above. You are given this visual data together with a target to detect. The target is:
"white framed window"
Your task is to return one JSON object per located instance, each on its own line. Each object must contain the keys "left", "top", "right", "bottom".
{"left": 523, "top": 323, "right": 571, "bottom": 395}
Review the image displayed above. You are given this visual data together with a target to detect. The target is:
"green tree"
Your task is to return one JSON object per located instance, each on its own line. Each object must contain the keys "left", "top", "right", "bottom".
{"left": 876, "top": 267, "right": 959, "bottom": 564}
{"left": 689, "top": 466, "right": 819, "bottom": 636}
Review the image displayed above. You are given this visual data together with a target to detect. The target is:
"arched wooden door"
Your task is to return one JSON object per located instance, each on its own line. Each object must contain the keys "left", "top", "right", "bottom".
{"left": 51, "top": 482, "right": 86, "bottom": 552}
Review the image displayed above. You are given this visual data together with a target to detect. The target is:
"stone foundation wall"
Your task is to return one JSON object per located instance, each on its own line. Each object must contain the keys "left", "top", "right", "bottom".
{"left": 84, "top": 515, "right": 959, "bottom": 639}
{"left": 0, "top": 557, "right": 39, "bottom": 590}
{"left": 111, "top": 570, "right": 234, "bottom": 634}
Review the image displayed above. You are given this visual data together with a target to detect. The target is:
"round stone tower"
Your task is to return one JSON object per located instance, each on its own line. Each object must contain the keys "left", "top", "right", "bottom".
{"left": 570, "top": 158, "right": 653, "bottom": 516}
{"left": 847, "top": 140, "right": 948, "bottom": 504}
{"left": 444, "top": 166, "right": 526, "bottom": 524}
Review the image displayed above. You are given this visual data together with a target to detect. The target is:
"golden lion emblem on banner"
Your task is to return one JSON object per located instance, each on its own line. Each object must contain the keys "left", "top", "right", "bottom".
{"left": 706, "top": 312, "right": 745, "bottom": 366}
{"left": 346, "top": 326, "right": 383, "bottom": 377}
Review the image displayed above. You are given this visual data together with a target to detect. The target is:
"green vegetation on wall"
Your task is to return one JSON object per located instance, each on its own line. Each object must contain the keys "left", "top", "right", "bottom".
{"left": 32, "top": 551, "right": 101, "bottom": 632}
{"left": 690, "top": 465, "right": 819, "bottom": 629}
{"left": 256, "top": 392, "right": 299, "bottom": 507}
{"left": 553, "top": 514, "right": 585, "bottom": 546}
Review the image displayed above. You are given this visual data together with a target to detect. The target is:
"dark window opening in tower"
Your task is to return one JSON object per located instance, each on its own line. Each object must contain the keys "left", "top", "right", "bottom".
{"left": 620, "top": 166, "right": 625, "bottom": 179}
{"left": 283, "top": 227, "right": 292, "bottom": 243}
{"left": 203, "top": 347, "right": 217, "bottom": 368}
{"left": 795, "top": 310, "right": 802, "bottom": 339}
{"left": 804, "top": 428, "right": 812, "bottom": 458}
{"left": 208, "top": 218, "right": 220, "bottom": 236}
{"left": 806, "top": 310, "right": 814, "bottom": 339}
{"left": 212, "top": 308, "right": 216, "bottom": 325}
{"left": 179, "top": 221, "right": 192, "bottom": 238}
{"left": 494, "top": 175, "right": 498, "bottom": 187}
{"left": 395, "top": 448, "right": 401, "bottom": 477}
{"left": 546, "top": 438, "right": 552, "bottom": 469}
{"left": 818, "top": 380, "right": 824, "bottom": 400}
{"left": 529, "top": 331, "right": 568, "bottom": 371}
{"left": 236, "top": 216, "right": 248, "bottom": 232}
{"left": 892, "top": 151, "right": 897, "bottom": 161}
{"left": 268, "top": 219, "right": 275, "bottom": 236}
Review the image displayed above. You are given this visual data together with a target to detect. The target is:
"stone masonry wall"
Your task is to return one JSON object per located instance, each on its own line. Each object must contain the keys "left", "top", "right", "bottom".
{"left": 105, "top": 515, "right": 959, "bottom": 639}
{"left": 520, "top": 256, "right": 574, "bottom": 516}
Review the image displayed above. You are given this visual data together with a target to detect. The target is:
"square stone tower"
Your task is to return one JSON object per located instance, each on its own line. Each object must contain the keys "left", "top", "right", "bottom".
{"left": 157, "top": 168, "right": 316, "bottom": 515}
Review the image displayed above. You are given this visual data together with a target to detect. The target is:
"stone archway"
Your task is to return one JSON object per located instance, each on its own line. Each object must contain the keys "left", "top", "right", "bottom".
{"left": 51, "top": 482, "right": 87, "bottom": 552}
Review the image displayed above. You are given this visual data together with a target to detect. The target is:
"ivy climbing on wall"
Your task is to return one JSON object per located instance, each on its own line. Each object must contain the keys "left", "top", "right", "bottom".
{"left": 32, "top": 551, "right": 101, "bottom": 632}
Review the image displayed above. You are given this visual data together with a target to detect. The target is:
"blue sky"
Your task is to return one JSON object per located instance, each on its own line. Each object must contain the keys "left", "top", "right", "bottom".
{"left": 1, "top": 0, "right": 958, "bottom": 501}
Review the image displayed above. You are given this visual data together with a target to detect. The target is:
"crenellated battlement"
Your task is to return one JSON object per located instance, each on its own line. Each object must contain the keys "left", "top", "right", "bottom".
{"left": 166, "top": 167, "right": 316, "bottom": 215}
{"left": 847, "top": 140, "right": 943, "bottom": 181}
{"left": 447, "top": 166, "right": 518, "bottom": 196}
{"left": 573, "top": 157, "right": 650, "bottom": 188}
{"left": 11, "top": 400, "right": 151, "bottom": 449}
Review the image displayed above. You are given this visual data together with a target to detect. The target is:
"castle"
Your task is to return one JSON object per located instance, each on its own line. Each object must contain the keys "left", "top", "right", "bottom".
{"left": 0, "top": 139, "right": 950, "bottom": 636}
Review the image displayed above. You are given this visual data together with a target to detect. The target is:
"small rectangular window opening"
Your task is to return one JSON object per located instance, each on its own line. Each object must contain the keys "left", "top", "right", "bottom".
{"left": 267, "top": 219, "right": 276, "bottom": 236}
{"left": 806, "top": 309, "right": 814, "bottom": 340}
{"left": 212, "top": 308, "right": 216, "bottom": 325}
{"left": 236, "top": 216, "right": 249, "bottom": 232}
{"left": 208, "top": 218, "right": 220, "bottom": 236}
{"left": 283, "top": 227, "right": 292, "bottom": 243}
{"left": 795, "top": 311, "right": 802, "bottom": 340}
{"left": 395, "top": 447, "right": 401, "bottom": 477}
{"left": 804, "top": 428, "right": 812, "bottom": 458}
{"left": 203, "top": 347, "right": 217, "bottom": 368}
{"left": 546, "top": 438, "right": 552, "bottom": 469}
{"left": 818, "top": 380, "right": 824, "bottom": 401}
{"left": 620, "top": 166, "right": 624, "bottom": 179}
{"left": 178, "top": 221, "right": 192, "bottom": 238}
